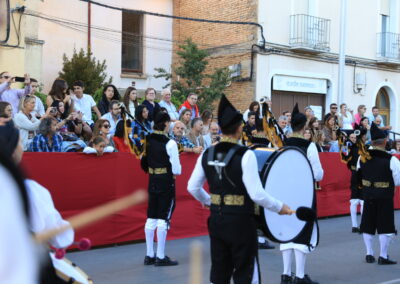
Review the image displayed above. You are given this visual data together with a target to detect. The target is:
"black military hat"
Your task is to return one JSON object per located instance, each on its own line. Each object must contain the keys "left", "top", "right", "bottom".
{"left": 370, "top": 122, "right": 386, "bottom": 140}
{"left": 291, "top": 103, "right": 307, "bottom": 130}
{"left": 218, "top": 95, "right": 243, "bottom": 130}
{"left": 154, "top": 111, "right": 170, "bottom": 125}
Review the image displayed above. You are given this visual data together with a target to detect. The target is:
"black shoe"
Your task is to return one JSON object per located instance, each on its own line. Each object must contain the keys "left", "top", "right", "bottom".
{"left": 352, "top": 227, "right": 359, "bottom": 233}
{"left": 144, "top": 255, "right": 156, "bottom": 265}
{"left": 258, "top": 241, "right": 275, "bottom": 250}
{"left": 154, "top": 256, "right": 178, "bottom": 266}
{"left": 281, "top": 274, "right": 293, "bottom": 284}
{"left": 378, "top": 256, "right": 397, "bottom": 265}
{"left": 293, "top": 274, "right": 318, "bottom": 284}
{"left": 365, "top": 255, "right": 375, "bottom": 263}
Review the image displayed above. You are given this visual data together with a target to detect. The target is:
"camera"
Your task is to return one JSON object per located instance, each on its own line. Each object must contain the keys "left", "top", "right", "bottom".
{"left": 15, "top": 76, "right": 25, "bottom": 82}
{"left": 50, "top": 107, "right": 57, "bottom": 114}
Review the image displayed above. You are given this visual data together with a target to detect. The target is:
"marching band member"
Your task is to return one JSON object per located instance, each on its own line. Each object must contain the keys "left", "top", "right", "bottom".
{"left": 280, "top": 104, "right": 324, "bottom": 284}
{"left": 141, "top": 111, "right": 181, "bottom": 266}
{"left": 0, "top": 121, "right": 74, "bottom": 283}
{"left": 357, "top": 122, "right": 400, "bottom": 265}
{"left": 187, "top": 95, "right": 292, "bottom": 284}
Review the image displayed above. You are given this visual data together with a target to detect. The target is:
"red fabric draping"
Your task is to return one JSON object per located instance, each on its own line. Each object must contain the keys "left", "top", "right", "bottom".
{"left": 21, "top": 152, "right": 400, "bottom": 247}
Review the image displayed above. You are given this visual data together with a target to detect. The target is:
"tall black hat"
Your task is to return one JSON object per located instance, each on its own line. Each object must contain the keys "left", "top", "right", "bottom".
{"left": 370, "top": 122, "right": 386, "bottom": 140}
{"left": 154, "top": 111, "right": 170, "bottom": 125}
{"left": 0, "top": 121, "right": 20, "bottom": 159}
{"left": 291, "top": 103, "right": 307, "bottom": 130}
{"left": 218, "top": 95, "right": 243, "bottom": 130}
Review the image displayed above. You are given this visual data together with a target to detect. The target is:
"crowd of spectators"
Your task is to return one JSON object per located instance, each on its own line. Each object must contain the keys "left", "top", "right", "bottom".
{"left": 0, "top": 72, "right": 222, "bottom": 154}
{"left": 1, "top": 71, "right": 398, "bottom": 154}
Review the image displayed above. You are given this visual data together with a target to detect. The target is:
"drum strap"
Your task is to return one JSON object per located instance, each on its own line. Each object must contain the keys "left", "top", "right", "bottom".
{"left": 207, "top": 145, "right": 242, "bottom": 180}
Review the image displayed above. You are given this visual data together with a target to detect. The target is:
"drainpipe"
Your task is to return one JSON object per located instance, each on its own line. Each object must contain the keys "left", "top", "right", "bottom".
{"left": 88, "top": 1, "right": 91, "bottom": 51}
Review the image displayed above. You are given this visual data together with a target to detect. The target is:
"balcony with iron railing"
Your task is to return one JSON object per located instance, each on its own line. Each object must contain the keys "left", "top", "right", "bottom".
{"left": 289, "top": 14, "right": 331, "bottom": 53}
{"left": 377, "top": 32, "right": 400, "bottom": 64}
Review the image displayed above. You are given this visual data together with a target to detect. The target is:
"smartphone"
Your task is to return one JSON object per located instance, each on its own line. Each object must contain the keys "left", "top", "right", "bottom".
{"left": 14, "top": 76, "right": 25, "bottom": 82}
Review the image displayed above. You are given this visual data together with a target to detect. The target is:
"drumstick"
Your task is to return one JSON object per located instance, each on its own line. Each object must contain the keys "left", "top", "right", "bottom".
{"left": 35, "top": 190, "right": 147, "bottom": 244}
{"left": 189, "top": 241, "right": 203, "bottom": 284}
{"left": 289, "top": 207, "right": 316, "bottom": 222}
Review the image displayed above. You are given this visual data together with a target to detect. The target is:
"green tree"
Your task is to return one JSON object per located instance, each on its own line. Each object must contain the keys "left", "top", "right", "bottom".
{"left": 59, "top": 48, "right": 112, "bottom": 96}
{"left": 154, "top": 38, "right": 232, "bottom": 111}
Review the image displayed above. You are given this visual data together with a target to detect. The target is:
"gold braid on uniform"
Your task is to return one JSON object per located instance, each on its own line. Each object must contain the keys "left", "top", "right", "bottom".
{"left": 261, "top": 103, "right": 284, "bottom": 148}
{"left": 121, "top": 112, "right": 141, "bottom": 159}
{"left": 337, "top": 131, "right": 349, "bottom": 164}
{"left": 357, "top": 140, "right": 371, "bottom": 163}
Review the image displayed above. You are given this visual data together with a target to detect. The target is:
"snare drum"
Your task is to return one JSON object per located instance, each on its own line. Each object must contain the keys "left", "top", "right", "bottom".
{"left": 50, "top": 252, "right": 93, "bottom": 284}
{"left": 252, "top": 146, "right": 316, "bottom": 244}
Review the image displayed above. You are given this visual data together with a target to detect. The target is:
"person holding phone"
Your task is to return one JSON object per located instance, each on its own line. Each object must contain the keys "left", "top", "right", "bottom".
{"left": 0, "top": 72, "right": 31, "bottom": 117}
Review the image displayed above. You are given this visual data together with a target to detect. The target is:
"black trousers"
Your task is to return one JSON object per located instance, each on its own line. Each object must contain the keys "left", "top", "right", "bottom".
{"left": 147, "top": 175, "right": 176, "bottom": 221}
{"left": 350, "top": 171, "right": 363, "bottom": 200}
{"left": 208, "top": 214, "right": 260, "bottom": 284}
{"left": 360, "top": 198, "right": 395, "bottom": 235}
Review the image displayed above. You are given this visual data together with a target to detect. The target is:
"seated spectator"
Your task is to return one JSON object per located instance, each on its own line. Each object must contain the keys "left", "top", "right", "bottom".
{"left": 360, "top": 117, "right": 371, "bottom": 143}
{"left": 308, "top": 117, "right": 320, "bottom": 140}
{"left": 0, "top": 72, "right": 31, "bottom": 117}
{"left": 204, "top": 122, "right": 220, "bottom": 149}
{"left": 132, "top": 105, "right": 152, "bottom": 150}
{"left": 170, "top": 121, "right": 202, "bottom": 154}
{"left": 179, "top": 93, "right": 199, "bottom": 120}
{"left": 97, "top": 84, "right": 120, "bottom": 116}
{"left": 374, "top": 115, "right": 392, "bottom": 132}
{"left": 243, "top": 101, "right": 262, "bottom": 122}
{"left": 14, "top": 95, "right": 51, "bottom": 150}
{"left": 354, "top": 104, "right": 366, "bottom": 126}
{"left": 339, "top": 103, "right": 354, "bottom": 130}
{"left": 113, "top": 120, "right": 133, "bottom": 153}
{"left": 392, "top": 140, "right": 400, "bottom": 154}
{"left": 277, "top": 115, "right": 288, "bottom": 132}
{"left": 304, "top": 128, "right": 312, "bottom": 142}
{"left": 83, "top": 136, "right": 114, "bottom": 156}
{"left": 305, "top": 106, "right": 314, "bottom": 123}
{"left": 322, "top": 114, "right": 337, "bottom": 145}
{"left": 30, "top": 117, "right": 63, "bottom": 152}
{"left": 201, "top": 110, "right": 213, "bottom": 135}
{"left": 314, "top": 130, "right": 325, "bottom": 152}
{"left": 101, "top": 100, "right": 121, "bottom": 135}
{"left": 92, "top": 119, "right": 116, "bottom": 149}
{"left": 122, "top": 86, "right": 138, "bottom": 119}
{"left": 71, "top": 80, "right": 101, "bottom": 129}
{"left": 243, "top": 111, "right": 257, "bottom": 138}
{"left": 142, "top": 87, "right": 160, "bottom": 122}
{"left": 0, "top": 101, "right": 12, "bottom": 118}
{"left": 282, "top": 110, "right": 293, "bottom": 136}
{"left": 29, "top": 78, "right": 45, "bottom": 119}
{"left": 46, "top": 78, "right": 74, "bottom": 116}
{"left": 179, "top": 108, "right": 192, "bottom": 136}
{"left": 50, "top": 100, "right": 87, "bottom": 152}
{"left": 159, "top": 88, "right": 179, "bottom": 121}
{"left": 324, "top": 103, "right": 339, "bottom": 125}
{"left": 188, "top": 118, "right": 205, "bottom": 148}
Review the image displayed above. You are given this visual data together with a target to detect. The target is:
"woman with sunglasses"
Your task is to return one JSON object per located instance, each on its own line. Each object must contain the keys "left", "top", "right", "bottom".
{"left": 14, "top": 95, "right": 52, "bottom": 150}
{"left": 92, "top": 119, "right": 116, "bottom": 150}
{"left": 354, "top": 104, "right": 367, "bottom": 127}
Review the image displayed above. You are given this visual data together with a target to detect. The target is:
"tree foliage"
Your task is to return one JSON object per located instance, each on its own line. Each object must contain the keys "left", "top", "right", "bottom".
{"left": 59, "top": 48, "right": 112, "bottom": 95}
{"left": 154, "top": 38, "right": 232, "bottom": 111}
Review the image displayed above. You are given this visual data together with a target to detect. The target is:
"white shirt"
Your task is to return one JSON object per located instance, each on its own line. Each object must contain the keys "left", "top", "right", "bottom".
{"left": 307, "top": 142, "right": 324, "bottom": 182}
{"left": 101, "top": 112, "right": 121, "bottom": 135}
{"left": 0, "top": 166, "right": 38, "bottom": 284}
{"left": 187, "top": 150, "right": 283, "bottom": 212}
{"left": 83, "top": 146, "right": 115, "bottom": 154}
{"left": 340, "top": 112, "right": 354, "bottom": 130}
{"left": 25, "top": 179, "right": 74, "bottom": 248}
{"left": 357, "top": 155, "right": 400, "bottom": 186}
{"left": 159, "top": 100, "right": 179, "bottom": 120}
{"left": 14, "top": 111, "right": 41, "bottom": 151}
{"left": 128, "top": 101, "right": 136, "bottom": 118}
{"left": 166, "top": 139, "right": 182, "bottom": 175}
{"left": 72, "top": 94, "right": 96, "bottom": 124}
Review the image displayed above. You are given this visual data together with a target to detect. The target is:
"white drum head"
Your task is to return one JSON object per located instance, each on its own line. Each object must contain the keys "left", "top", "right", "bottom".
{"left": 50, "top": 253, "right": 91, "bottom": 284}
{"left": 263, "top": 148, "right": 314, "bottom": 242}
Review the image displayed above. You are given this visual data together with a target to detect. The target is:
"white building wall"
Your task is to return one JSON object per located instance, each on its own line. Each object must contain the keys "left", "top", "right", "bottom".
{"left": 34, "top": 0, "right": 172, "bottom": 93}
{"left": 257, "top": 0, "right": 400, "bottom": 132}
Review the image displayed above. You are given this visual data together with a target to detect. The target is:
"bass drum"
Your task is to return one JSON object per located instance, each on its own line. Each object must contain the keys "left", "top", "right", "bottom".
{"left": 50, "top": 252, "right": 93, "bottom": 284}
{"left": 252, "top": 146, "right": 315, "bottom": 243}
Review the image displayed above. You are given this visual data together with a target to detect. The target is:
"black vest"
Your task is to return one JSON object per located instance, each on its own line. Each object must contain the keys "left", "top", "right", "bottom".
{"left": 360, "top": 149, "right": 394, "bottom": 199}
{"left": 146, "top": 132, "right": 173, "bottom": 183}
{"left": 202, "top": 142, "right": 254, "bottom": 215}
{"left": 285, "top": 137, "right": 311, "bottom": 154}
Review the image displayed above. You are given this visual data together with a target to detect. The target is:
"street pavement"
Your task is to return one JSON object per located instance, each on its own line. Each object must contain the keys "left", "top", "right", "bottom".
{"left": 68, "top": 212, "right": 400, "bottom": 284}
